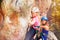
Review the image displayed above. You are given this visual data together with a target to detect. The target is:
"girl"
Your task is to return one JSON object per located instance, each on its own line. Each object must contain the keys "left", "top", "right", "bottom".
{"left": 25, "top": 7, "right": 40, "bottom": 40}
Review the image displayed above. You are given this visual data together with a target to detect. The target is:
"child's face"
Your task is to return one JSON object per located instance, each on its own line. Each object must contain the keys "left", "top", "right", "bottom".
{"left": 41, "top": 20, "right": 47, "bottom": 24}
{"left": 32, "top": 12, "right": 37, "bottom": 17}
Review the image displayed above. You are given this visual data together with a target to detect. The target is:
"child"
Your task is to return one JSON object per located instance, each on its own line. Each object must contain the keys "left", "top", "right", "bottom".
{"left": 41, "top": 16, "right": 49, "bottom": 40}
{"left": 30, "top": 7, "right": 40, "bottom": 30}
{"left": 35, "top": 16, "right": 49, "bottom": 40}
{"left": 25, "top": 7, "right": 40, "bottom": 40}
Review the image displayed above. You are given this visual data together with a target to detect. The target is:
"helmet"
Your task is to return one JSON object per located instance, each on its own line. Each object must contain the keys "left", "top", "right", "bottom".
{"left": 32, "top": 7, "right": 39, "bottom": 13}
{"left": 41, "top": 16, "right": 48, "bottom": 21}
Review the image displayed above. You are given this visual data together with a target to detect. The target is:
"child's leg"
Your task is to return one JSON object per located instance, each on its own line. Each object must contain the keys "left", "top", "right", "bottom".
{"left": 42, "top": 35, "right": 48, "bottom": 40}
{"left": 35, "top": 35, "right": 41, "bottom": 40}
{"left": 25, "top": 28, "right": 36, "bottom": 40}
{"left": 33, "top": 34, "right": 37, "bottom": 39}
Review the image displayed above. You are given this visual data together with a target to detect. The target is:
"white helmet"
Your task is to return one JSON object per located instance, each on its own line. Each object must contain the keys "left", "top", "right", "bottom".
{"left": 32, "top": 7, "right": 40, "bottom": 13}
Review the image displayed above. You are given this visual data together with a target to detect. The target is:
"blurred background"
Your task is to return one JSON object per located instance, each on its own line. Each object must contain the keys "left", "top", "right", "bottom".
{"left": 49, "top": 0, "right": 60, "bottom": 40}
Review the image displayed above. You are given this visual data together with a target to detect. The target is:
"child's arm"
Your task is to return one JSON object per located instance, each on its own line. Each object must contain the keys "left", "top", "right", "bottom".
{"left": 33, "top": 34, "right": 37, "bottom": 39}
{"left": 27, "top": 19, "right": 35, "bottom": 31}
{"left": 41, "top": 26, "right": 49, "bottom": 31}
{"left": 45, "top": 26, "right": 49, "bottom": 31}
{"left": 33, "top": 27, "right": 40, "bottom": 31}
{"left": 30, "top": 20, "right": 35, "bottom": 25}
{"left": 29, "top": 19, "right": 35, "bottom": 26}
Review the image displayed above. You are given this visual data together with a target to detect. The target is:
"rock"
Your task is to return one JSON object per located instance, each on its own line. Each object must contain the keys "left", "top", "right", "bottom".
{"left": 1, "top": 0, "right": 34, "bottom": 40}
{"left": 1, "top": 0, "right": 57, "bottom": 40}
{"left": 48, "top": 31, "right": 58, "bottom": 40}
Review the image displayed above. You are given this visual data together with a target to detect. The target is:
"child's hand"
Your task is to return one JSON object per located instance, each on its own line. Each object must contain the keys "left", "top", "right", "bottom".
{"left": 33, "top": 27, "right": 40, "bottom": 31}
{"left": 27, "top": 26, "right": 30, "bottom": 32}
{"left": 28, "top": 19, "right": 32, "bottom": 27}
{"left": 28, "top": 23, "right": 31, "bottom": 27}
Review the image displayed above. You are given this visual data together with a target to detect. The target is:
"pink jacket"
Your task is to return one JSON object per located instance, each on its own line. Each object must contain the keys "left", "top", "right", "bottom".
{"left": 32, "top": 16, "right": 40, "bottom": 30}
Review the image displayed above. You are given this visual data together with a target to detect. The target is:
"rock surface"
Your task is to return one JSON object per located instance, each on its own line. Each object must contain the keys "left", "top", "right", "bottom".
{"left": 0, "top": 0, "right": 58, "bottom": 40}
{"left": 48, "top": 31, "right": 58, "bottom": 40}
